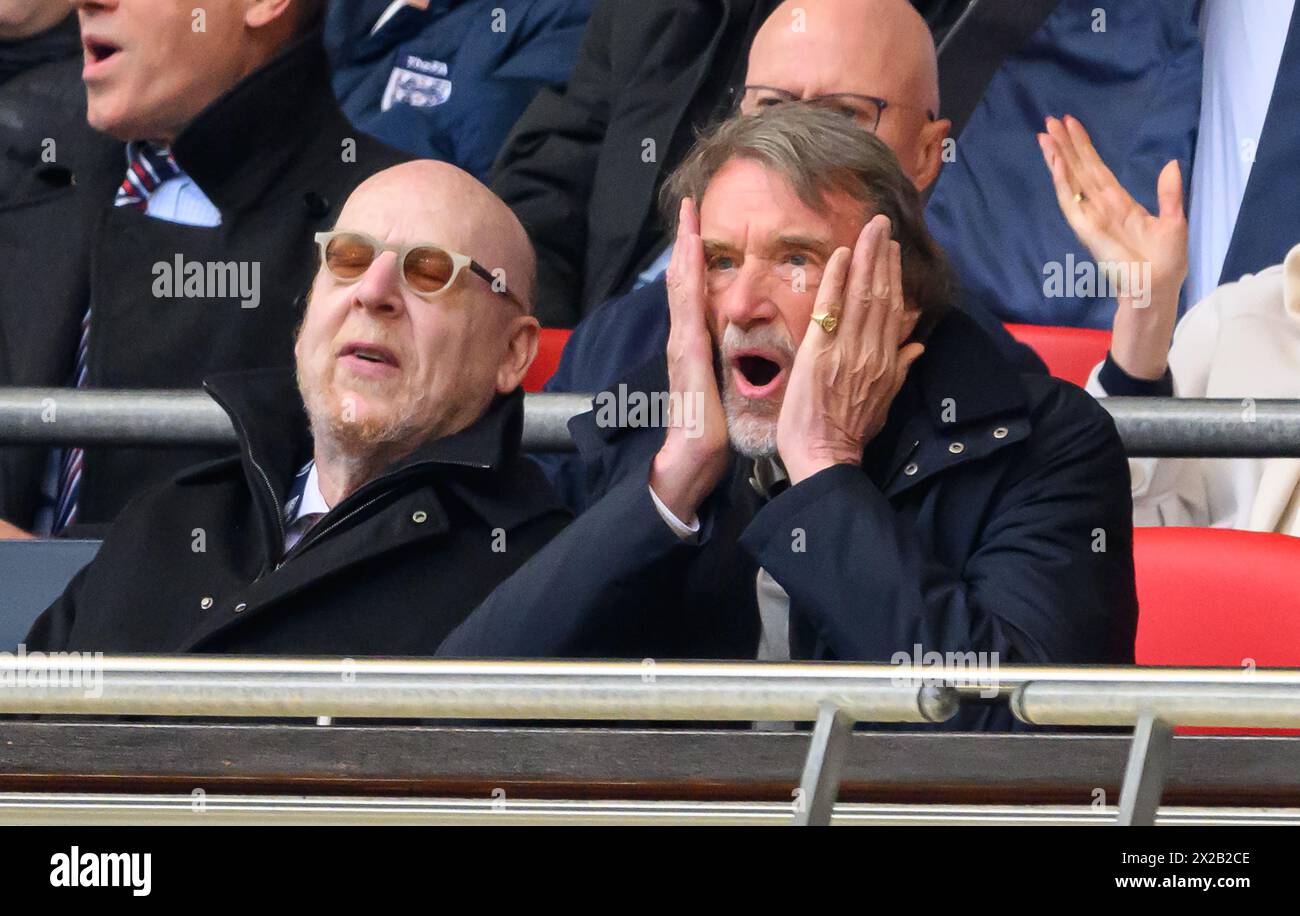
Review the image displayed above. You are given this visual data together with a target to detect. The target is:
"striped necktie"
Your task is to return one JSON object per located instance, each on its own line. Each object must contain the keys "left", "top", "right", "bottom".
{"left": 52, "top": 144, "right": 182, "bottom": 532}
{"left": 114, "top": 143, "right": 182, "bottom": 211}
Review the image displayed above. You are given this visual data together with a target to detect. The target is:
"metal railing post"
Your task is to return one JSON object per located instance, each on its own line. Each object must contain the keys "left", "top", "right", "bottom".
{"left": 1116, "top": 713, "right": 1174, "bottom": 827}
{"left": 793, "top": 701, "right": 855, "bottom": 826}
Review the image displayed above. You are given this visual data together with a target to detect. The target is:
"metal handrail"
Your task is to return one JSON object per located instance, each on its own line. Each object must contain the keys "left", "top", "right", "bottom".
{"left": 1011, "top": 680, "right": 1300, "bottom": 729}
{"left": 0, "top": 657, "right": 957, "bottom": 723}
{"left": 4, "top": 658, "right": 1297, "bottom": 826}
{"left": 2, "top": 656, "right": 1298, "bottom": 722}
{"left": 3, "top": 388, "right": 1300, "bottom": 456}
{"left": 0, "top": 389, "right": 591, "bottom": 453}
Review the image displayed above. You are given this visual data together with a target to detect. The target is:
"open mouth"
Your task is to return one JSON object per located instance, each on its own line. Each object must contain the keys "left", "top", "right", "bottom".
{"left": 339, "top": 342, "right": 400, "bottom": 370}
{"left": 737, "top": 355, "right": 781, "bottom": 387}
{"left": 83, "top": 39, "right": 120, "bottom": 66}
{"left": 730, "top": 352, "right": 786, "bottom": 398}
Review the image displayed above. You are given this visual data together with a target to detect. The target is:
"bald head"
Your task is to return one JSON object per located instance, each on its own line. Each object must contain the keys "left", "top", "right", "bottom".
{"left": 336, "top": 160, "right": 537, "bottom": 312}
{"left": 744, "top": 0, "right": 947, "bottom": 190}
{"left": 295, "top": 160, "right": 543, "bottom": 489}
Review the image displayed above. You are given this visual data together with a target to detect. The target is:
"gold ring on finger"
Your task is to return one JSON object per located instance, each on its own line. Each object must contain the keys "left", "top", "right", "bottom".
{"left": 1074, "top": 191, "right": 1086, "bottom": 204}
{"left": 810, "top": 312, "right": 838, "bottom": 335}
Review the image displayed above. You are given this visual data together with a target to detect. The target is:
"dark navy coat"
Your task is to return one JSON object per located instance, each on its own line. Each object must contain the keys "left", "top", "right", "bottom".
{"left": 445, "top": 309, "right": 1138, "bottom": 729}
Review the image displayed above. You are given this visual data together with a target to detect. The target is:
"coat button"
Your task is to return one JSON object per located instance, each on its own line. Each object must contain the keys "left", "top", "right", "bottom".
{"left": 200, "top": 596, "right": 213, "bottom": 610}
{"left": 412, "top": 510, "right": 428, "bottom": 524}
{"left": 903, "top": 462, "right": 919, "bottom": 476}
{"left": 993, "top": 426, "right": 1009, "bottom": 439}
{"left": 948, "top": 442, "right": 965, "bottom": 454}
{"left": 233, "top": 602, "right": 247, "bottom": 614}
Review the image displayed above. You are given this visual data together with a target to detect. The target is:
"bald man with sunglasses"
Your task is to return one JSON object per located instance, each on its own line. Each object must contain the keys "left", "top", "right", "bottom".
{"left": 26, "top": 161, "right": 570, "bottom": 657}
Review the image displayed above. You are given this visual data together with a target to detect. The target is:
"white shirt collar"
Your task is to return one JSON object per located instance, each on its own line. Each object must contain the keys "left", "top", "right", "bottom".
{"left": 293, "top": 461, "right": 331, "bottom": 523}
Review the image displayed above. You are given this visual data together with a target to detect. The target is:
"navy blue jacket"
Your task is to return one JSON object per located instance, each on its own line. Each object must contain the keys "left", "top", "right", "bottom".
{"left": 534, "top": 278, "right": 1048, "bottom": 509}
{"left": 326, "top": 0, "right": 594, "bottom": 181}
{"left": 445, "top": 309, "right": 1138, "bottom": 730}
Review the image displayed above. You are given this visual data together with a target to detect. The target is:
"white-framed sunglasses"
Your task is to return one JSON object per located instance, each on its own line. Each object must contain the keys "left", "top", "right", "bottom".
{"left": 314, "top": 230, "right": 524, "bottom": 309}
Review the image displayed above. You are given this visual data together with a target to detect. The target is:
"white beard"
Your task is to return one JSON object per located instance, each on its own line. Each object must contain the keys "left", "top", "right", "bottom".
{"left": 717, "top": 323, "right": 792, "bottom": 460}
{"left": 723, "top": 388, "right": 780, "bottom": 459}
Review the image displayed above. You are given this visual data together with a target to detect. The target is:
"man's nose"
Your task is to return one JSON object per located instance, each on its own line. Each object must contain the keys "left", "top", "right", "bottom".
{"left": 352, "top": 251, "right": 406, "bottom": 316}
{"left": 715, "top": 263, "right": 779, "bottom": 329}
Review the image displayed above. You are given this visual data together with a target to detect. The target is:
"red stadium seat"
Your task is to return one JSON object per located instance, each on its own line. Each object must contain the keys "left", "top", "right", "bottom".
{"left": 1133, "top": 527, "right": 1300, "bottom": 734}
{"left": 523, "top": 328, "right": 572, "bottom": 392}
{"left": 1004, "top": 323, "right": 1111, "bottom": 387}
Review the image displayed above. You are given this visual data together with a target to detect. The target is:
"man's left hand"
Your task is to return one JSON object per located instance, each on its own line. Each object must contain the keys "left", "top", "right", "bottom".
{"left": 777, "top": 215, "right": 925, "bottom": 485}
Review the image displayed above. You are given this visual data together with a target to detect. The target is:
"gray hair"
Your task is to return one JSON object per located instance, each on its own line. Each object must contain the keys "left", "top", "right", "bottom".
{"left": 660, "top": 104, "right": 953, "bottom": 325}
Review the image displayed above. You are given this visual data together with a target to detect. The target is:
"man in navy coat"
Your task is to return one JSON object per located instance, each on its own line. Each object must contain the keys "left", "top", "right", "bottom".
{"left": 443, "top": 106, "right": 1138, "bottom": 731}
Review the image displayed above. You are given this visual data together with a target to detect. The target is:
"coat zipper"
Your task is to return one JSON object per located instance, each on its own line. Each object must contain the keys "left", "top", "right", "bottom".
{"left": 222, "top": 407, "right": 286, "bottom": 579}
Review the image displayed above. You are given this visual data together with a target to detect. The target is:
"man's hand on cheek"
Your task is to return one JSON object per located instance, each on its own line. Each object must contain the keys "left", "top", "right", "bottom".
{"left": 650, "top": 198, "right": 731, "bottom": 522}
{"left": 776, "top": 216, "right": 925, "bottom": 486}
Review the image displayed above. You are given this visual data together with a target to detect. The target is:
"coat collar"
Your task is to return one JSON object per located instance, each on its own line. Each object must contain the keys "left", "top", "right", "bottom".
{"left": 179, "top": 369, "right": 553, "bottom": 652}
{"left": 200, "top": 367, "right": 531, "bottom": 562}
{"left": 169, "top": 29, "right": 342, "bottom": 215}
{"left": 909, "top": 306, "right": 1029, "bottom": 425}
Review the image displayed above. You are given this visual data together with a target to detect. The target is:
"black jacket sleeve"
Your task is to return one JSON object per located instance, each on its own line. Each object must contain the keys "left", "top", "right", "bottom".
{"left": 438, "top": 468, "right": 698, "bottom": 658}
{"left": 489, "top": 0, "right": 616, "bottom": 327}
{"left": 739, "top": 393, "right": 1138, "bottom": 666}
{"left": 23, "top": 563, "right": 85, "bottom": 653}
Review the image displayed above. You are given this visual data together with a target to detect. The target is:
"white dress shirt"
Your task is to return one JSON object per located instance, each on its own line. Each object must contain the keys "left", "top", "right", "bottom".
{"left": 123, "top": 142, "right": 222, "bottom": 228}
{"left": 283, "top": 461, "right": 331, "bottom": 555}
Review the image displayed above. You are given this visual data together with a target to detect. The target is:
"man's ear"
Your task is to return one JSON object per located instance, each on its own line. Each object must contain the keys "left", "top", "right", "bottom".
{"left": 496, "top": 315, "right": 541, "bottom": 394}
{"left": 910, "top": 118, "right": 951, "bottom": 193}
{"left": 244, "top": 0, "right": 297, "bottom": 30}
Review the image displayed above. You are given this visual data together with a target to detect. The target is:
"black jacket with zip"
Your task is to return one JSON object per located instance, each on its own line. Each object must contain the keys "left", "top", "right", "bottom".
{"left": 24, "top": 368, "right": 570, "bottom": 656}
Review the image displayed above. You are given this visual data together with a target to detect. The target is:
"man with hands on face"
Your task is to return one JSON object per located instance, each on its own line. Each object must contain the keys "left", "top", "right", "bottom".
{"left": 444, "top": 106, "right": 1137, "bottom": 729}
{"left": 1041, "top": 114, "right": 1300, "bottom": 534}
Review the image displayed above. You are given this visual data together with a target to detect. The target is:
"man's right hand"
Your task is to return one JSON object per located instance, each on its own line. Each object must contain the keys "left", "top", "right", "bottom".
{"left": 650, "top": 198, "right": 730, "bottom": 523}
{"left": 1038, "top": 115, "right": 1188, "bottom": 381}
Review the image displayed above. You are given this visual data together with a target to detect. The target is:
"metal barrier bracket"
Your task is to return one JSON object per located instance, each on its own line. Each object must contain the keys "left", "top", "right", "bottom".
{"left": 1116, "top": 712, "right": 1174, "bottom": 826}
{"left": 793, "top": 701, "right": 856, "bottom": 826}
